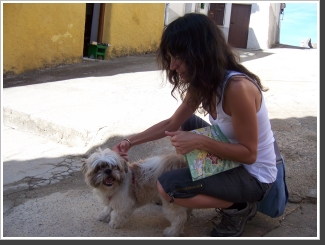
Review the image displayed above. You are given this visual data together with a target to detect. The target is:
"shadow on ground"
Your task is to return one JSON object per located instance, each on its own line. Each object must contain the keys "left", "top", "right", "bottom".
{"left": 4, "top": 43, "right": 314, "bottom": 89}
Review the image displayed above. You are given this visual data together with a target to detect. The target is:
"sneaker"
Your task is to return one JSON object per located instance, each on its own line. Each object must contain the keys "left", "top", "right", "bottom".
{"left": 211, "top": 202, "right": 257, "bottom": 237}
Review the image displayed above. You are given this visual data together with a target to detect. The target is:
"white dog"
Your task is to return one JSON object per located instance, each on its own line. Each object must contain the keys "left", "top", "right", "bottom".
{"left": 82, "top": 147, "right": 192, "bottom": 236}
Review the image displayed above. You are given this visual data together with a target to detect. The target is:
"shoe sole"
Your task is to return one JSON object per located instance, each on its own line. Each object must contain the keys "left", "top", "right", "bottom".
{"left": 211, "top": 203, "right": 257, "bottom": 237}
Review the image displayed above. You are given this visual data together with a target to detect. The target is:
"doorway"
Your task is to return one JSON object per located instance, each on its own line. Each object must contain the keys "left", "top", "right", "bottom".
{"left": 83, "top": 3, "right": 102, "bottom": 57}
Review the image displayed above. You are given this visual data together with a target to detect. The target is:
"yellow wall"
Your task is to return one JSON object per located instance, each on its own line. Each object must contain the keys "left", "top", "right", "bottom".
{"left": 103, "top": 3, "right": 165, "bottom": 58}
{"left": 3, "top": 3, "right": 165, "bottom": 75}
{"left": 3, "top": 3, "right": 85, "bottom": 75}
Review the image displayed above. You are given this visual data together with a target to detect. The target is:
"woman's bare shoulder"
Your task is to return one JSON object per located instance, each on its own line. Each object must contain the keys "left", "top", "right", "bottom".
{"left": 226, "top": 76, "right": 256, "bottom": 92}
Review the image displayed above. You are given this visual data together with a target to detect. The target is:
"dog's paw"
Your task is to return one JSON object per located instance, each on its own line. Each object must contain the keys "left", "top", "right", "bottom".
{"left": 108, "top": 220, "right": 122, "bottom": 229}
{"left": 187, "top": 209, "right": 193, "bottom": 220}
{"left": 98, "top": 212, "right": 111, "bottom": 223}
{"left": 163, "top": 226, "right": 182, "bottom": 237}
{"left": 155, "top": 199, "right": 162, "bottom": 206}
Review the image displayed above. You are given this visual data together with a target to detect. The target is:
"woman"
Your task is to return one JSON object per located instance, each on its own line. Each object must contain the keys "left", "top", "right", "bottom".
{"left": 112, "top": 13, "right": 277, "bottom": 237}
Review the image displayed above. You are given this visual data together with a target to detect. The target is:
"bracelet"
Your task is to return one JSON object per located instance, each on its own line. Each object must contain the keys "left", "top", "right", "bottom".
{"left": 123, "top": 138, "right": 132, "bottom": 147}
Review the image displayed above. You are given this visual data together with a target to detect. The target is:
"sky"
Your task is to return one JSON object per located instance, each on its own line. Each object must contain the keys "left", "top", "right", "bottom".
{"left": 279, "top": 2, "right": 318, "bottom": 46}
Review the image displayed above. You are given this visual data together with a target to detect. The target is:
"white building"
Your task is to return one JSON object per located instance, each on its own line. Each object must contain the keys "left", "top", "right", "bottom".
{"left": 164, "top": 2, "right": 286, "bottom": 50}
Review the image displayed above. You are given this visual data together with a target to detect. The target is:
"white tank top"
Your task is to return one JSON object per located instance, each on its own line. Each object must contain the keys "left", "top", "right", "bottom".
{"left": 209, "top": 71, "right": 277, "bottom": 183}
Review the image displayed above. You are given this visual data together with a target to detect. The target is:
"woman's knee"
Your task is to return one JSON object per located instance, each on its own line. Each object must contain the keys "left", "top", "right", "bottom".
{"left": 157, "top": 180, "right": 169, "bottom": 201}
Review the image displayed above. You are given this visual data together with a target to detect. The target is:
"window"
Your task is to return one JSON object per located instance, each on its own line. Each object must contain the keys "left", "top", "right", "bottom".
{"left": 208, "top": 3, "right": 226, "bottom": 26}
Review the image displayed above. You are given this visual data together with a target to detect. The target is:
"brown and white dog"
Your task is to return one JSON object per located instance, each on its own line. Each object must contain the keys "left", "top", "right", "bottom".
{"left": 82, "top": 147, "right": 191, "bottom": 236}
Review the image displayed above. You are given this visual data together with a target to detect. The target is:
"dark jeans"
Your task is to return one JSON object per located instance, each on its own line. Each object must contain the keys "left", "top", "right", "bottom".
{"left": 158, "top": 114, "right": 271, "bottom": 203}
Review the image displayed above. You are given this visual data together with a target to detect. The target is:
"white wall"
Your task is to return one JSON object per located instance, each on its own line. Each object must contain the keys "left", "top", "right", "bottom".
{"left": 268, "top": 3, "right": 282, "bottom": 47}
{"left": 165, "top": 2, "right": 281, "bottom": 50}
{"left": 248, "top": 3, "right": 270, "bottom": 49}
{"left": 165, "top": 3, "right": 208, "bottom": 25}
{"left": 165, "top": 3, "right": 184, "bottom": 24}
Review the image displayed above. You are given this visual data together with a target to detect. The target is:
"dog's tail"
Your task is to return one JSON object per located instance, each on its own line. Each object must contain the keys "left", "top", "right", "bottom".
{"left": 133, "top": 154, "right": 187, "bottom": 185}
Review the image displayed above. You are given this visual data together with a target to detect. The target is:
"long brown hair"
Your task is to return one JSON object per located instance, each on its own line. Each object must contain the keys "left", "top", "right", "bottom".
{"left": 157, "top": 13, "right": 267, "bottom": 114}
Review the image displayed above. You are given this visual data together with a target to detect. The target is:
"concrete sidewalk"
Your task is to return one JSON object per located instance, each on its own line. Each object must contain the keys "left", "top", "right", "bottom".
{"left": 2, "top": 45, "right": 319, "bottom": 238}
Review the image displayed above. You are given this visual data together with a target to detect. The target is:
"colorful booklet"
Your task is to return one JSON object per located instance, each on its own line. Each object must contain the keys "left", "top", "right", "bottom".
{"left": 185, "top": 124, "right": 241, "bottom": 181}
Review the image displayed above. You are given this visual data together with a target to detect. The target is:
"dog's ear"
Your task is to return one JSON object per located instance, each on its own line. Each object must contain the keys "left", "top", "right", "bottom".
{"left": 120, "top": 158, "right": 129, "bottom": 173}
{"left": 81, "top": 159, "right": 87, "bottom": 174}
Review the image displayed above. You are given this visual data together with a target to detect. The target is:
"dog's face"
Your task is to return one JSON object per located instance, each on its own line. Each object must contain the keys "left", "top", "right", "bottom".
{"left": 82, "top": 148, "right": 129, "bottom": 191}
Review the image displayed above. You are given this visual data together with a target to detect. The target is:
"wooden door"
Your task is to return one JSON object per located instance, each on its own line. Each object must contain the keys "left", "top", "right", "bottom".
{"left": 228, "top": 4, "right": 251, "bottom": 49}
{"left": 83, "top": 3, "right": 94, "bottom": 57}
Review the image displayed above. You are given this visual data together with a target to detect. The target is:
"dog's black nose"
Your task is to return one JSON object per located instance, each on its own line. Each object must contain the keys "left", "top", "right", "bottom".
{"left": 104, "top": 169, "right": 112, "bottom": 175}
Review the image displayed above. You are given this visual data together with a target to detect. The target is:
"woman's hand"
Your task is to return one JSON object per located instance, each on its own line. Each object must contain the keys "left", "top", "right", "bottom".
{"left": 165, "top": 130, "right": 200, "bottom": 155}
{"left": 112, "top": 140, "right": 131, "bottom": 161}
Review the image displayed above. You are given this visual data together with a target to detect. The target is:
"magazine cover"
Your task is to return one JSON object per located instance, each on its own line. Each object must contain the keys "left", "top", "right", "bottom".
{"left": 185, "top": 124, "right": 241, "bottom": 181}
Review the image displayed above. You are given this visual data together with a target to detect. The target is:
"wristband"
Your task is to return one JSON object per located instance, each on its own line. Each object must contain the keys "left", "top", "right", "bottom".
{"left": 123, "top": 138, "right": 132, "bottom": 147}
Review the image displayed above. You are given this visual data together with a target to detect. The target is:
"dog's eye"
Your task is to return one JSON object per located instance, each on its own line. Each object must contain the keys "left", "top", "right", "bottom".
{"left": 99, "top": 163, "right": 107, "bottom": 169}
{"left": 112, "top": 166, "right": 120, "bottom": 170}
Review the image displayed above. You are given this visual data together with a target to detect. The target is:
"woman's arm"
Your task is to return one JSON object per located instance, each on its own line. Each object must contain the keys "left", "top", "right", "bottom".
{"left": 112, "top": 93, "right": 197, "bottom": 156}
{"left": 167, "top": 77, "right": 261, "bottom": 165}
{"left": 205, "top": 77, "right": 260, "bottom": 164}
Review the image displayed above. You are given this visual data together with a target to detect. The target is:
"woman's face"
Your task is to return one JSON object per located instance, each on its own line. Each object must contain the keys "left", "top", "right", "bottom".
{"left": 169, "top": 54, "right": 188, "bottom": 82}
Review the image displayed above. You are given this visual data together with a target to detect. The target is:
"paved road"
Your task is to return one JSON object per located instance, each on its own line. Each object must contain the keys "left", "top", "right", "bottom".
{"left": 2, "top": 45, "right": 319, "bottom": 239}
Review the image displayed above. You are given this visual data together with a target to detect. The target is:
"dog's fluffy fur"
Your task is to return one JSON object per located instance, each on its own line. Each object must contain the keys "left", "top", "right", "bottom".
{"left": 82, "top": 147, "right": 191, "bottom": 236}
